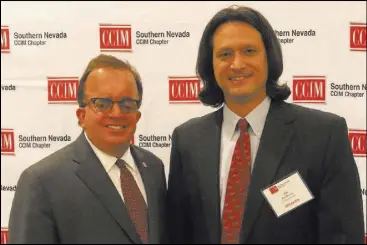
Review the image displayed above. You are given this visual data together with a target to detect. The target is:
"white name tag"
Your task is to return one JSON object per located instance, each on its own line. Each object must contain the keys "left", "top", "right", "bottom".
{"left": 262, "top": 171, "right": 314, "bottom": 217}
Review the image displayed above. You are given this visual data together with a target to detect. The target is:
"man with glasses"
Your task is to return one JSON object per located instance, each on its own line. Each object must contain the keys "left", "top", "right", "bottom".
{"left": 9, "top": 54, "right": 168, "bottom": 244}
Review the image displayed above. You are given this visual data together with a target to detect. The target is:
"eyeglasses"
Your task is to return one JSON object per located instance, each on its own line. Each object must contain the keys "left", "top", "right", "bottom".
{"left": 85, "top": 97, "right": 139, "bottom": 113}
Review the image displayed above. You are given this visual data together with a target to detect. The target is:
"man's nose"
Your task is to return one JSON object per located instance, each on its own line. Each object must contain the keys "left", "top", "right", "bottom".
{"left": 230, "top": 53, "right": 246, "bottom": 70}
{"left": 109, "top": 102, "right": 124, "bottom": 116}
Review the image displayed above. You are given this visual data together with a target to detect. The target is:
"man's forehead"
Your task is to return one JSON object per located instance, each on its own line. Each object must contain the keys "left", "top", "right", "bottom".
{"left": 86, "top": 68, "right": 134, "bottom": 86}
{"left": 89, "top": 67, "right": 133, "bottom": 78}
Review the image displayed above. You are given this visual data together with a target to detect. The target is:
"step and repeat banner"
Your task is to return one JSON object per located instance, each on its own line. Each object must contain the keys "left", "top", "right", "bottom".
{"left": 1, "top": 1, "right": 366, "bottom": 243}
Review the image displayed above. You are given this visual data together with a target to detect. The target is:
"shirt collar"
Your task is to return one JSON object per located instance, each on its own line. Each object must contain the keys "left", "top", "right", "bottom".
{"left": 84, "top": 132, "right": 137, "bottom": 172}
{"left": 222, "top": 96, "right": 271, "bottom": 139}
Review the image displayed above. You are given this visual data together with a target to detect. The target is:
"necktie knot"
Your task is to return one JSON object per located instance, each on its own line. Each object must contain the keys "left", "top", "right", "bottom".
{"left": 238, "top": 118, "right": 249, "bottom": 133}
{"left": 115, "top": 158, "right": 127, "bottom": 169}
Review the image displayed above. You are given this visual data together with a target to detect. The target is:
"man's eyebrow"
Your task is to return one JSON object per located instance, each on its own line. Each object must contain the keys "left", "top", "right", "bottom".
{"left": 214, "top": 47, "right": 232, "bottom": 52}
{"left": 118, "top": 96, "right": 139, "bottom": 101}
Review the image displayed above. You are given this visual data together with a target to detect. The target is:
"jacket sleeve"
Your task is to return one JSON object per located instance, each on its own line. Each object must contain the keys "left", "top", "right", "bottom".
{"left": 8, "top": 168, "right": 59, "bottom": 244}
{"left": 167, "top": 128, "right": 188, "bottom": 244}
{"left": 317, "top": 117, "right": 364, "bottom": 243}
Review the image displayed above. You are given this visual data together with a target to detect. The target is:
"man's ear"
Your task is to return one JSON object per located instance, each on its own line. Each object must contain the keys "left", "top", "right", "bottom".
{"left": 76, "top": 108, "right": 86, "bottom": 128}
{"left": 136, "top": 111, "right": 141, "bottom": 122}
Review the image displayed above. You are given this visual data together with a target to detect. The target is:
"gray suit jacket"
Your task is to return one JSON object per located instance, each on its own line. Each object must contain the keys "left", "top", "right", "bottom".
{"left": 167, "top": 100, "right": 364, "bottom": 244}
{"left": 9, "top": 133, "right": 167, "bottom": 244}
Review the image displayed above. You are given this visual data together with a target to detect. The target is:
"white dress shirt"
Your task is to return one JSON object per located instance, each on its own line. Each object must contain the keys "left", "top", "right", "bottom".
{"left": 85, "top": 133, "right": 148, "bottom": 205}
{"left": 220, "top": 96, "right": 271, "bottom": 215}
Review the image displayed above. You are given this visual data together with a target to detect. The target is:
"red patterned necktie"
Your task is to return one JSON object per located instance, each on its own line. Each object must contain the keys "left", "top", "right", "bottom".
{"left": 116, "top": 159, "right": 148, "bottom": 244}
{"left": 221, "top": 118, "right": 252, "bottom": 244}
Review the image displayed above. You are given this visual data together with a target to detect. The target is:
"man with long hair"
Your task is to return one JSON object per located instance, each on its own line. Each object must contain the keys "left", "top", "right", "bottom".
{"left": 167, "top": 6, "right": 364, "bottom": 244}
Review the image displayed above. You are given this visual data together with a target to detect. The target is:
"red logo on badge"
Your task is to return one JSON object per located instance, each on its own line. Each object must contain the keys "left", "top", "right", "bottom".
{"left": 269, "top": 186, "right": 279, "bottom": 194}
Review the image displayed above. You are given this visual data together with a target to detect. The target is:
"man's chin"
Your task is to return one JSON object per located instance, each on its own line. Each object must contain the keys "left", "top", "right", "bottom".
{"left": 105, "top": 137, "right": 132, "bottom": 146}
{"left": 226, "top": 91, "right": 251, "bottom": 101}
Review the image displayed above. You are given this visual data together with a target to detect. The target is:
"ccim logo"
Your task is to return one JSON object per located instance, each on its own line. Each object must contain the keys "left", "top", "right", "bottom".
{"left": 1, "top": 129, "right": 15, "bottom": 156}
{"left": 1, "top": 26, "right": 10, "bottom": 53}
{"left": 1, "top": 227, "right": 8, "bottom": 244}
{"left": 99, "top": 24, "right": 132, "bottom": 52}
{"left": 348, "top": 129, "right": 366, "bottom": 157}
{"left": 350, "top": 22, "right": 366, "bottom": 51}
{"left": 269, "top": 186, "right": 279, "bottom": 194}
{"left": 47, "top": 77, "right": 79, "bottom": 104}
{"left": 169, "top": 76, "right": 201, "bottom": 104}
{"left": 292, "top": 76, "right": 326, "bottom": 104}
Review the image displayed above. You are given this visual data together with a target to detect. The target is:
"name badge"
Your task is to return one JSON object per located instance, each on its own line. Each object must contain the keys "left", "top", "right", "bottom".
{"left": 262, "top": 171, "right": 314, "bottom": 217}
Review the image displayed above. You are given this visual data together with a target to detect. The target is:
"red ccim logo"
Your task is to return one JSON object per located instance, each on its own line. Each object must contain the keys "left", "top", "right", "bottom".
{"left": 269, "top": 186, "right": 279, "bottom": 194}
{"left": 1, "top": 26, "right": 10, "bottom": 53}
{"left": 99, "top": 24, "right": 132, "bottom": 52}
{"left": 1, "top": 129, "right": 15, "bottom": 156}
{"left": 293, "top": 76, "right": 326, "bottom": 104}
{"left": 350, "top": 22, "right": 366, "bottom": 51}
{"left": 169, "top": 76, "right": 201, "bottom": 104}
{"left": 1, "top": 227, "right": 8, "bottom": 244}
{"left": 48, "top": 77, "right": 79, "bottom": 104}
{"left": 348, "top": 129, "right": 366, "bottom": 157}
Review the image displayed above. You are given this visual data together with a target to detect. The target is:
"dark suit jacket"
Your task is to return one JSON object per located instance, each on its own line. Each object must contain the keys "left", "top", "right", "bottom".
{"left": 9, "top": 133, "right": 167, "bottom": 244}
{"left": 167, "top": 100, "right": 364, "bottom": 244}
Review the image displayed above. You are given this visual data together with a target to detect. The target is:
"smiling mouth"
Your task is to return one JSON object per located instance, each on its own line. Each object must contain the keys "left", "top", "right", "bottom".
{"left": 105, "top": 125, "right": 127, "bottom": 129}
{"left": 228, "top": 74, "right": 253, "bottom": 81}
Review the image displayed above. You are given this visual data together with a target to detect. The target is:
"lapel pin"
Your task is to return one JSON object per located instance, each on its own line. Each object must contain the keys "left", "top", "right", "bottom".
{"left": 142, "top": 162, "right": 147, "bottom": 168}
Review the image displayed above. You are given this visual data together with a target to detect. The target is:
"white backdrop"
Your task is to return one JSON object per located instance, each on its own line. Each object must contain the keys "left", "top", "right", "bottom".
{"left": 1, "top": 1, "right": 366, "bottom": 243}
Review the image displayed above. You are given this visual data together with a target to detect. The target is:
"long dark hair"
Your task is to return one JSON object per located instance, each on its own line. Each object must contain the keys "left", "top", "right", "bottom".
{"left": 197, "top": 6, "right": 291, "bottom": 107}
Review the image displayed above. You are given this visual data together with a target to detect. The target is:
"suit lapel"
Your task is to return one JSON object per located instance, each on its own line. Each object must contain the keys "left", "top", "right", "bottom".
{"left": 130, "top": 146, "right": 159, "bottom": 245}
{"left": 197, "top": 109, "right": 223, "bottom": 244}
{"left": 240, "top": 101, "right": 295, "bottom": 243}
{"left": 73, "top": 134, "right": 142, "bottom": 244}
